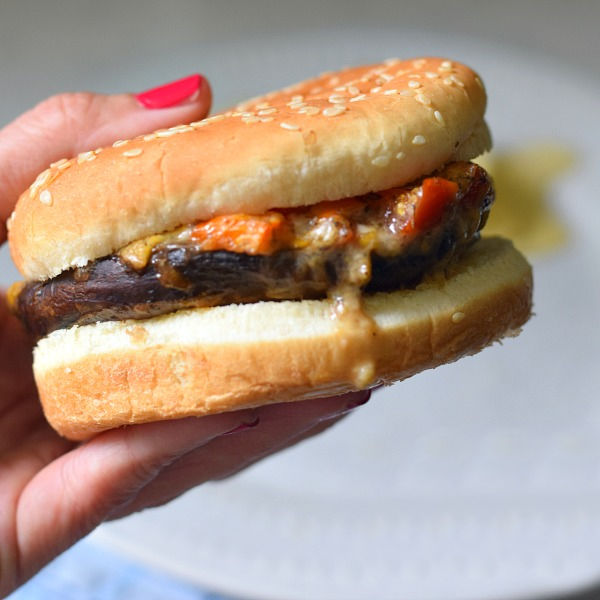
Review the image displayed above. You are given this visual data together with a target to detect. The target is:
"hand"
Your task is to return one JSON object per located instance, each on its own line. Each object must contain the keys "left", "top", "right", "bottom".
{"left": 0, "top": 76, "right": 371, "bottom": 595}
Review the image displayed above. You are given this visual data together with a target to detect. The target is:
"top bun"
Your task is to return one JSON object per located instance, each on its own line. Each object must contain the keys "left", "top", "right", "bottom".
{"left": 9, "top": 57, "right": 490, "bottom": 281}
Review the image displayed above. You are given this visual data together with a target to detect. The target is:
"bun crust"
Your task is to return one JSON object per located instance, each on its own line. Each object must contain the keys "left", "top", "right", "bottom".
{"left": 33, "top": 238, "right": 532, "bottom": 441}
{"left": 9, "top": 57, "right": 489, "bottom": 281}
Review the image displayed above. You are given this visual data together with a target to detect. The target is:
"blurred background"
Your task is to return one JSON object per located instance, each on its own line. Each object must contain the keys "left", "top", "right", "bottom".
{"left": 2, "top": 1, "right": 600, "bottom": 599}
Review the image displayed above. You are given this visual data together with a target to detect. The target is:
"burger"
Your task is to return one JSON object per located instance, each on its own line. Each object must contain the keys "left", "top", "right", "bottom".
{"left": 7, "top": 57, "right": 532, "bottom": 441}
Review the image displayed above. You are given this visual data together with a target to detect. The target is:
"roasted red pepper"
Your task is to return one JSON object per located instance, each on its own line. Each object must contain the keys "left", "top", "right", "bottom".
{"left": 411, "top": 177, "right": 459, "bottom": 232}
{"left": 191, "top": 212, "right": 291, "bottom": 255}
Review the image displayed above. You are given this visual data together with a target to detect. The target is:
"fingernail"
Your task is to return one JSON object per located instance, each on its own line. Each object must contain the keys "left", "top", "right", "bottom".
{"left": 136, "top": 74, "right": 204, "bottom": 109}
{"left": 223, "top": 415, "right": 260, "bottom": 436}
{"left": 345, "top": 390, "right": 372, "bottom": 410}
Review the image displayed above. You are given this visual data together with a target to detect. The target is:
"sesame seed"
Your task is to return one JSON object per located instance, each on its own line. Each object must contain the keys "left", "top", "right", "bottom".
{"left": 242, "top": 116, "right": 261, "bottom": 123}
{"left": 399, "top": 90, "right": 413, "bottom": 96}
{"left": 383, "top": 89, "right": 398, "bottom": 96}
{"left": 258, "top": 107, "right": 277, "bottom": 115}
{"left": 408, "top": 80, "right": 421, "bottom": 89}
{"left": 298, "top": 106, "right": 320, "bottom": 115}
{"left": 415, "top": 93, "right": 431, "bottom": 106}
{"left": 380, "top": 73, "right": 394, "bottom": 82}
{"left": 425, "top": 71, "right": 439, "bottom": 79}
{"left": 328, "top": 94, "right": 346, "bottom": 104}
{"left": 190, "top": 121, "right": 208, "bottom": 128}
{"left": 452, "top": 311, "right": 465, "bottom": 323}
{"left": 29, "top": 169, "right": 50, "bottom": 198}
{"left": 34, "top": 170, "right": 50, "bottom": 187}
{"left": 255, "top": 102, "right": 271, "bottom": 109}
{"left": 333, "top": 86, "right": 347, "bottom": 92}
{"left": 144, "top": 133, "right": 157, "bottom": 141}
{"left": 6, "top": 213, "right": 14, "bottom": 231}
{"left": 408, "top": 74, "right": 422, "bottom": 79}
{"left": 395, "top": 69, "right": 408, "bottom": 76}
{"left": 434, "top": 111, "right": 445, "bottom": 125}
{"left": 322, "top": 105, "right": 346, "bottom": 117}
{"left": 347, "top": 85, "right": 360, "bottom": 96}
{"left": 291, "top": 95, "right": 304, "bottom": 102}
{"left": 349, "top": 94, "right": 367, "bottom": 102}
{"left": 369, "top": 86, "right": 382, "bottom": 94}
{"left": 169, "top": 124, "right": 193, "bottom": 132}
{"left": 328, "top": 76, "right": 340, "bottom": 86}
{"left": 440, "top": 60, "right": 453, "bottom": 69}
{"left": 123, "top": 148, "right": 143, "bottom": 157}
{"left": 280, "top": 122, "right": 300, "bottom": 131}
{"left": 39, "top": 190, "right": 53, "bottom": 205}
{"left": 57, "top": 160, "right": 72, "bottom": 171}
{"left": 156, "top": 129, "right": 178, "bottom": 138}
{"left": 112, "top": 140, "right": 128, "bottom": 148}
{"left": 475, "top": 76, "right": 484, "bottom": 89}
{"left": 396, "top": 151, "right": 406, "bottom": 160}
{"left": 77, "top": 151, "right": 96, "bottom": 164}
{"left": 371, "top": 155, "right": 390, "bottom": 167}
{"left": 412, "top": 135, "right": 426, "bottom": 145}
{"left": 449, "top": 75, "right": 465, "bottom": 87}
{"left": 50, "top": 158, "right": 69, "bottom": 169}
{"left": 260, "top": 116, "right": 274, "bottom": 123}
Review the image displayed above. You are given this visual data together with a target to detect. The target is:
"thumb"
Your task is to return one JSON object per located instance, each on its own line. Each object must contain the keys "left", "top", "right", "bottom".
{"left": 0, "top": 74, "right": 211, "bottom": 233}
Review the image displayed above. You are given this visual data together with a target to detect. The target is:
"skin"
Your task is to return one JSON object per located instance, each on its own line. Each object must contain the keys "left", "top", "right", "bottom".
{"left": 0, "top": 81, "right": 371, "bottom": 595}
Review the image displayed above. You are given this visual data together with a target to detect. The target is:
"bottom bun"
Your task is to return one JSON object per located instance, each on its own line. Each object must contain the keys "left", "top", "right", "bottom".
{"left": 34, "top": 237, "right": 532, "bottom": 440}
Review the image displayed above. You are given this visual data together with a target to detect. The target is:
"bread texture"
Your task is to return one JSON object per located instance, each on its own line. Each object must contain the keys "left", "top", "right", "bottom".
{"left": 9, "top": 57, "right": 490, "bottom": 281}
{"left": 33, "top": 238, "right": 532, "bottom": 441}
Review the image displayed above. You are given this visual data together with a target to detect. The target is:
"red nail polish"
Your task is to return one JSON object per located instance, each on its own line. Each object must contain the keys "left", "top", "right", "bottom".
{"left": 136, "top": 74, "right": 204, "bottom": 109}
{"left": 223, "top": 416, "right": 260, "bottom": 436}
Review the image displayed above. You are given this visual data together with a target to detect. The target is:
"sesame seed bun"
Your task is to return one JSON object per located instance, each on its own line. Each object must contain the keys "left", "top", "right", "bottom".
{"left": 33, "top": 238, "right": 532, "bottom": 441}
{"left": 9, "top": 57, "right": 490, "bottom": 281}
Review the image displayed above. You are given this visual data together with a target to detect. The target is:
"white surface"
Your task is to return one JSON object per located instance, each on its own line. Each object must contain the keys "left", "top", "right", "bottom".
{"left": 78, "top": 29, "right": 600, "bottom": 600}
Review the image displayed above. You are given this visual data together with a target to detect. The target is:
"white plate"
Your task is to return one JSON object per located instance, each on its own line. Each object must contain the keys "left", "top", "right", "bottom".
{"left": 78, "top": 28, "right": 599, "bottom": 599}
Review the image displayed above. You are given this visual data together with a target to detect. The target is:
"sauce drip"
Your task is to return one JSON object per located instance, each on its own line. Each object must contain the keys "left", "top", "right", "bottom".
{"left": 328, "top": 246, "right": 379, "bottom": 389}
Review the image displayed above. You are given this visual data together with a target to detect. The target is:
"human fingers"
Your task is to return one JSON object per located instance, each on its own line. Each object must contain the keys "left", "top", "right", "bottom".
{"left": 13, "top": 409, "right": 255, "bottom": 580}
{"left": 0, "top": 74, "right": 211, "bottom": 238}
{"left": 109, "top": 390, "right": 371, "bottom": 518}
